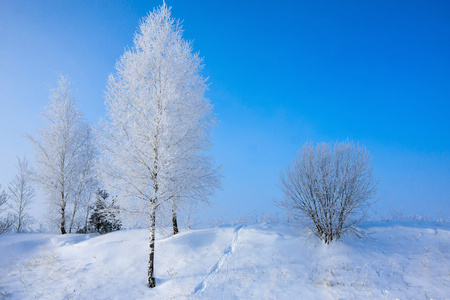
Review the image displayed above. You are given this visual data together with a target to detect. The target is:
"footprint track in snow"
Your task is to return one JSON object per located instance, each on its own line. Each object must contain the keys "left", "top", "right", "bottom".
{"left": 192, "top": 225, "right": 245, "bottom": 296}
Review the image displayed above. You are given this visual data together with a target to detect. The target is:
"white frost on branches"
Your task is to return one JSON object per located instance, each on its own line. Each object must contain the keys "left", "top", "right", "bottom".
{"left": 8, "top": 156, "right": 35, "bottom": 233}
{"left": 279, "top": 140, "right": 377, "bottom": 244}
{"left": 27, "top": 75, "right": 96, "bottom": 234}
{"left": 0, "top": 185, "right": 15, "bottom": 234}
{"left": 98, "top": 3, "right": 219, "bottom": 228}
{"left": 97, "top": 3, "right": 220, "bottom": 287}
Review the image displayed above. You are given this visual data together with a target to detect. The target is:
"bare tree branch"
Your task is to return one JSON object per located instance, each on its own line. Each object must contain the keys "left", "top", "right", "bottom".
{"left": 279, "top": 140, "right": 377, "bottom": 244}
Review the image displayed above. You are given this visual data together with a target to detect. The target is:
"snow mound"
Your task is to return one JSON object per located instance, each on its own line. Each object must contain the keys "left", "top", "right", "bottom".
{"left": 1, "top": 222, "right": 449, "bottom": 299}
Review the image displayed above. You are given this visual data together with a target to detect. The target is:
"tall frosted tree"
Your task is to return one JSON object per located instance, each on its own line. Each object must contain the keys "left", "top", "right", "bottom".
{"left": 68, "top": 126, "right": 98, "bottom": 233}
{"left": 28, "top": 75, "right": 91, "bottom": 234}
{"left": 8, "top": 156, "right": 35, "bottom": 233}
{"left": 98, "top": 3, "right": 220, "bottom": 288}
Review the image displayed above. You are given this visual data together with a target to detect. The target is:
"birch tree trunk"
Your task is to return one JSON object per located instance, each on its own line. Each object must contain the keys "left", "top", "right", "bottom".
{"left": 172, "top": 200, "right": 179, "bottom": 235}
{"left": 16, "top": 190, "right": 23, "bottom": 233}
{"left": 27, "top": 75, "right": 88, "bottom": 235}
{"left": 148, "top": 201, "right": 156, "bottom": 288}
{"left": 98, "top": 3, "right": 220, "bottom": 288}
{"left": 68, "top": 198, "right": 78, "bottom": 233}
{"left": 60, "top": 195, "right": 67, "bottom": 234}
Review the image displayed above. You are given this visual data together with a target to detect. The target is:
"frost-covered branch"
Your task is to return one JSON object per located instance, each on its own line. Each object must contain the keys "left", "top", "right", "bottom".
{"left": 27, "top": 75, "right": 94, "bottom": 234}
{"left": 8, "top": 156, "right": 35, "bottom": 233}
{"left": 97, "top": 3, "right": 220, "bottom": 288}
{"left": 279, "top": 140, "right": 377, "bottom": 244}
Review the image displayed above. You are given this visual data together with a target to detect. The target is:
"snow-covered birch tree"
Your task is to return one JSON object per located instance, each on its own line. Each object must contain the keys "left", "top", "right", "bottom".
{"left": 98, "top": 3, "right": 220, "bottom": 288}
{"left": 8, "top": 156, "right": 35, "bottom": 233}
{"left": 68, "top": 126, "right": 98, "bottom": 233}
{"left": 27, "top": 75, "right": 91, "bottom": 234}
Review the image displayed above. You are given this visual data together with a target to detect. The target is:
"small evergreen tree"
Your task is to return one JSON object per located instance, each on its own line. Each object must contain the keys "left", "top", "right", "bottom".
{"left": 108, "top": 197, "right": 122, "bottom": 231}
{"left": 87, "top": 190, "right": 121, "bottom": 234}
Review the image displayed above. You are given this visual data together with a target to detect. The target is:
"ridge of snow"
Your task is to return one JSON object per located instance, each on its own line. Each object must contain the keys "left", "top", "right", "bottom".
{"left": 1, "top": 222, "right": 449, "bottom": 299}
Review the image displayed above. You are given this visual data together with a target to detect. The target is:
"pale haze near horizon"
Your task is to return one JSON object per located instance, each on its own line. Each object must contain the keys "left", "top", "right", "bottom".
{"left": 0, "top": 0, "right": 449, "bottom": 224}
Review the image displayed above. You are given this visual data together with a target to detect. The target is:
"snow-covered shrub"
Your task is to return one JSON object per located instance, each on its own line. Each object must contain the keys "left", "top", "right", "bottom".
{"left": 0, "top": 186, "right": 15, "bottom": 234}
{"left": 279, "top": 140, "right": 377, "bottom": 244}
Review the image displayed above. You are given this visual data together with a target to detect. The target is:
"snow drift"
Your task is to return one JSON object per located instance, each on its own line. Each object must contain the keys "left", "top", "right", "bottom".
{"left": 1, "top": 222, "right": 449, "bottom": 299}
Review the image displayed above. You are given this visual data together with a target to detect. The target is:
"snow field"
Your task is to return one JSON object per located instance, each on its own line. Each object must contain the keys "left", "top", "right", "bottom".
{"left": 1, "top": 222, "right": 449, "bottom": 299}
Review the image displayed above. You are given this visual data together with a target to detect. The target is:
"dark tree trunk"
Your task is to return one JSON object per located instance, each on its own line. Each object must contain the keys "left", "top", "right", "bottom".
{"left": 148, "top": 102, "right": 162, "bottom": 288}
{"left": 16, "top": 196, "right": 23, "bottom": 233}
{"left": 148, "top": 151, "right": 158, "bottom": 288}
{"left": 148, "top": 201, "right": 156, "bottom": 288}
{"left": 17, "top": 219, "right": 21, "bottom": 233}
{"left": 60, "top": 204, "right": 66, "bottom": 234}
{"left": 172, "top": 211, "right": 179, "bottom": 235}
{"left": 172, "top": 200, "right": 179, "bottom": 235}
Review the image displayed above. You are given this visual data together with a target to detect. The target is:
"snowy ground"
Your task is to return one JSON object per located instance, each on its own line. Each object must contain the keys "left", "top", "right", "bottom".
{"left": 1, "top": 221, "right": 449, "bottom": 299}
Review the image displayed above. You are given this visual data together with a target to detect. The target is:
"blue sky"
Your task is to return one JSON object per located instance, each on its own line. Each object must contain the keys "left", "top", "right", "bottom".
{"left": 1, "top": 0, "right": 449, "bottom": 221}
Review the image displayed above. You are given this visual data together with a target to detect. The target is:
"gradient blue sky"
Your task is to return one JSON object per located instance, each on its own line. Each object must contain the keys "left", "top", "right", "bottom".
{"left": 1, "top": 0, "right": 449, "bottom": 222}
